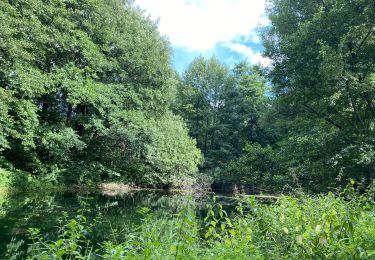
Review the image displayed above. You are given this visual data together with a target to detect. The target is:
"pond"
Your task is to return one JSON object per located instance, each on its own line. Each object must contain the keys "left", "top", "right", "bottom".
{"left": 0, "top": 189, "right": 238, "bottom": 258}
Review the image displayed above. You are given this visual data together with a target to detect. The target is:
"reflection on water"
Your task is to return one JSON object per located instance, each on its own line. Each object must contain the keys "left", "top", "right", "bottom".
{"left": 0, "top": 189, "right": 236, "bottom": 257}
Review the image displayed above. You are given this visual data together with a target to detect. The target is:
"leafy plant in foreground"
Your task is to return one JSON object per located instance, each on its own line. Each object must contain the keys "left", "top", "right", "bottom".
{"left": 21, "top": 184, "right": 375, "bottom": 259}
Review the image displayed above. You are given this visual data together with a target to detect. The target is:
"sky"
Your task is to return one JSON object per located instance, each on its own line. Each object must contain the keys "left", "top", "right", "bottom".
{"left": 135, "top": 0, "right": 270, "bottom": 73}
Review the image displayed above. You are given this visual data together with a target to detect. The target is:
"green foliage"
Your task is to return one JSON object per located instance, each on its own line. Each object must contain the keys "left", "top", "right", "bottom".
{"left": 141, "top": 113, "right": 203, "bottom": 187}
{"left": 0, "top": 168, "right": 12, "bottom": 189}
{"left": 40, "top": 127, "right": 86, "bottom": 164}
{"left": 27, "top": 211, "right": 100, "bottom": 259}
{"left": 175, "top": 57, "right": 269, "bottom": 170}
{"left": 248, "top": 191, "right": 375, "bottom": 258}
{"left": 223, "top": 143, "right": 281, "bottom": 190}
{"left": 218, "top": 0, "right": 375, "bottom": 192}
{"left": 259, "top": 0, "right": 375, "bottom": 187}
{"left": 0, "top": 167, "right": 59, "bottom": 192}
{"left": 21, "top": 185, "right": 375, "bottom": 259}
{"left": 24, "top": 199, "right": 103, "bottom": 260}
{"left": 0, "top": 0, "right": 201, "bottom": 187}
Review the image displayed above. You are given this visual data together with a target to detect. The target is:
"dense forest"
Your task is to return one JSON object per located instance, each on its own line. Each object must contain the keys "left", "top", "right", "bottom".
{"left": 1, "top": 0, "right": 374, "bottom": 192}
{"left": 0, "top": 0, "right": 374, "bottom": 259}
{"left": 0, "top": 0, "right": 202, "bottom": 188}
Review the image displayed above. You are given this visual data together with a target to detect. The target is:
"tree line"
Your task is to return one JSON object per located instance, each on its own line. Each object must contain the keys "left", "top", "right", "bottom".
{"left": 0, "top": 0, "right": 201, "bottom": 188}
{"left": 175, "top": 0, "right": 375, "bottom": 191}
{"left": 0, "top": 0, "right": 374, "bottom": 191}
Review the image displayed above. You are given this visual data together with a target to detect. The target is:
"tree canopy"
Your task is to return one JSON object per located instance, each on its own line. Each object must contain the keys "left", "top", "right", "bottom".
{"left": 0, "top": 0, "right": 201, "bottom": 187}
{"left": 202, "top": 0, "right": 375, "bottom": 191}
{"left": 175, "top": 57, "right": 269, "bottom": 171}
{"left": 219, "top": 0, "right": 375, "bottom": 191}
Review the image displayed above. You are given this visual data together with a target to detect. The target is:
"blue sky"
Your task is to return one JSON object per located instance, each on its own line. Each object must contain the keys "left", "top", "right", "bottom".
{"left": 135, "top": 0, "right": 270, "bottom": 73}
{"left": 172, "top": 41, "right": 266, "bottom": 73}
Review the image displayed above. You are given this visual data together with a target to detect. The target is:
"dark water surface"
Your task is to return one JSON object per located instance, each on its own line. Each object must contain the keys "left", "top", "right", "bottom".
{"left": 0, "top": 189, "right": 236, "bottom": 257}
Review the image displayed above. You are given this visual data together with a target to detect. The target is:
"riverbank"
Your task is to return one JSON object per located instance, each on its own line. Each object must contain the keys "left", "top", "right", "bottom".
{"left": 0, "top": 168, "right": 217, "bottom": 196}
{"left": 1, "top": 178, "right": 373, "bottom": 259}
{"left": 0, "top": 167, "right": 297, "bottom": 199}
{"left": 8, "top": 186, "right": 375, "bottom": 259}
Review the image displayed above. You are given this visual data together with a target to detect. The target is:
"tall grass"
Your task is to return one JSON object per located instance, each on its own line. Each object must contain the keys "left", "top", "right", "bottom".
{"left": 15, "top": 183, "right": 375, "bottom": 259}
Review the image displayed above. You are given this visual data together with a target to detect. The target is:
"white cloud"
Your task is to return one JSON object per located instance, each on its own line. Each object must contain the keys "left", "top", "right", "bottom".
{"left": 227, "top": 43, "right": 271, "bottom": 67}
{"left": 135, "top": 0, "right": 268, "bottom": 51}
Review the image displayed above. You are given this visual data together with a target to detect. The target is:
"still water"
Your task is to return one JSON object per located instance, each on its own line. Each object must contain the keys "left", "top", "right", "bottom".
{"left": 0, "top": 189, "right": 236, "bottom": 257}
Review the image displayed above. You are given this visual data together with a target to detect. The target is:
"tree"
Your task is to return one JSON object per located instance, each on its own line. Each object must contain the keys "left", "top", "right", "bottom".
{"left": 175, "top": 57, "right": 269, "bottom": 170}
{"left": 0, "top": 0, "right": 201, "bottom": 187}
{"left": 261, "top": 0, "right": 375, "bottom": 187}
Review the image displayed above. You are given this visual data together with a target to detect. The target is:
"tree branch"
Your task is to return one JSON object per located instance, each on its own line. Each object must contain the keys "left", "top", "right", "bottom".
{"left": 357, "top": 26, "right": 374, "bottom": 52}
{"left": 301, "top": 103, "right": 343, "bottom": 130}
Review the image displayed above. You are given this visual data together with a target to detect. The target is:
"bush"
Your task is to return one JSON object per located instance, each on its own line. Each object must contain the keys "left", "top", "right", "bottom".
{"left": 0, "top": 167, "right": 59, "bottom": 192}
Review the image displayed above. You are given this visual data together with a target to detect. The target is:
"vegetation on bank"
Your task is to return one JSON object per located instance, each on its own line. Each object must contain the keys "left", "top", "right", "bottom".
{"left": 0, "top": 0, "right": 202, "bottom": 188}
{"left": 1, "top": 0, "right": 374, "bottom": 191}
{"left": 3, "top": 183, "right": 373, "bottom": 259}
{"left": 0, "top": 167, "right": 62, "bottom": 193}
{"left": 173, "top": 0, "right": 375, "bottom": 191}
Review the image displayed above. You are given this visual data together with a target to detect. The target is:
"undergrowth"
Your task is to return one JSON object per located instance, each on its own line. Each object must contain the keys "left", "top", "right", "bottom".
{"left": 7, "top": 182, "right": 375, "bottom": 259}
